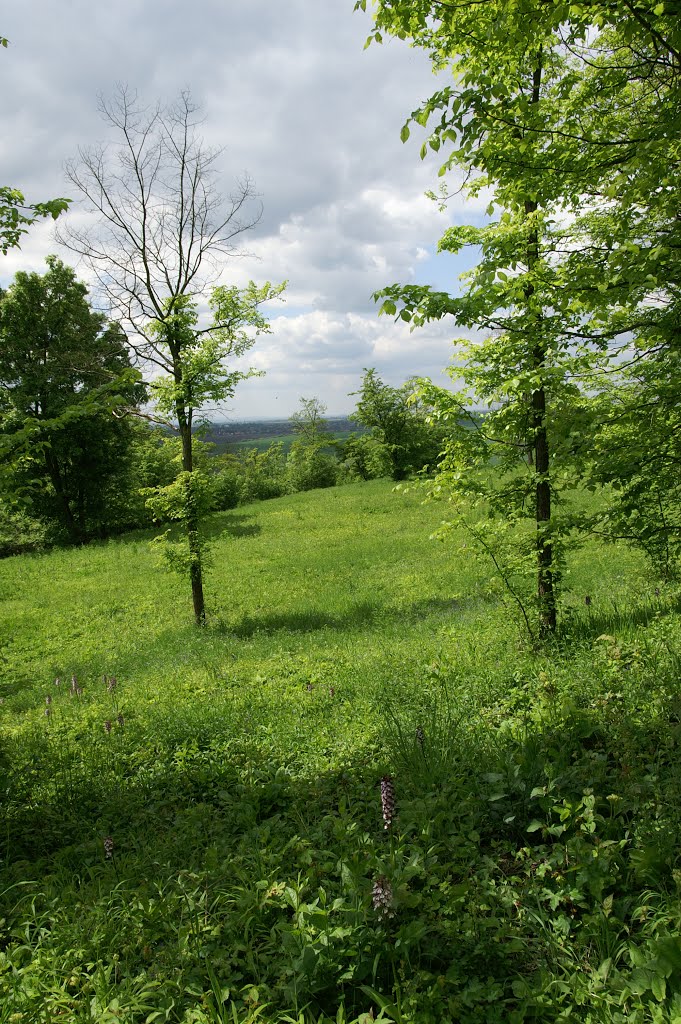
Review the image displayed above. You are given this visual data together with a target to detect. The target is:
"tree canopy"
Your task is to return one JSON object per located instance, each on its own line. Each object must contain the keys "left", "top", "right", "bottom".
{"left": 0, "top": 257, "right": 143, "bottom": 543}
{"left": 358, "top": 0, "right": 681, "bottom": 636}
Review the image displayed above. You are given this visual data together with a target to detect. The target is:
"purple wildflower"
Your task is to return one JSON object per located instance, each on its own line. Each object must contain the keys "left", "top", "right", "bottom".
{"left": 380, "top": 776, "right": 395, "bottom": 831}
{"left": 372, "top": 876, "right": 394, "bottom": 919}
{"left": 103, "top": 836, "right": 114, "bottom": 859}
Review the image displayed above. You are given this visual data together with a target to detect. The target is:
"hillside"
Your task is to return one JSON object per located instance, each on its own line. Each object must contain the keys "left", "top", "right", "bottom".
{"left": 1, "top": 480, "right": 680, "bottom": 1023}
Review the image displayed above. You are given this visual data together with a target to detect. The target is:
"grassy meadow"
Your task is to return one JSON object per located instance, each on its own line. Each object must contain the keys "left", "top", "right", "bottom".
{"left": 1, "top": 479, "right": 680, "bottom": 1023}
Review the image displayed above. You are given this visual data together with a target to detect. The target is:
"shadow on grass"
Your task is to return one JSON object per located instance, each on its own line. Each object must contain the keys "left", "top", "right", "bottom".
{"left": 215, "top": 595, "right": 490, "bottom": 638}
{"left": 558, "top": 591, "right": 681, "bottom": 645}
{"left": 2, "top": 692, "right": 681, "bottom": 1022}
{"left": 203, "top": 511, "right": 262, "bottom": 540}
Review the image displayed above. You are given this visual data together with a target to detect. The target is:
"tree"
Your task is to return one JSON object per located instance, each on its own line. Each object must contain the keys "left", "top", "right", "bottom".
{"left": 59, "top": 87, "right": 285, "bottom": 624}
{"left": 351, "top": 368, "right": 445, "bottom": 481}
{"left": 0, "top": 257, "right": 143, "bottom": 543}
{"left": 357, "top": 0, "right": 681, "bottom": 635}
{"left": 289, "top": 397, "right": 331, "bottom": 446}
{"left": 287, "top": 397, "right": 338, "bottom": 491}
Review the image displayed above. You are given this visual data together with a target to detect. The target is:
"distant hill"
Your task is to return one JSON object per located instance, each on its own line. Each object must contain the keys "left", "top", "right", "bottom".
{"left": 200, "top": 417, "right": 360, "bottom": 450}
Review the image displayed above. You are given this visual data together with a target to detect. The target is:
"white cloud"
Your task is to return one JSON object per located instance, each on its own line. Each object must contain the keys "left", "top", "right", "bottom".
{"left": 1, "top": 0, "right": 483, "bottom": 416}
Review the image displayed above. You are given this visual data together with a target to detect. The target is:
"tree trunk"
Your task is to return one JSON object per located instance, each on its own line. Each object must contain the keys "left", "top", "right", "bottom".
{"left": 525, "top": 57, "right": 557, "bottom": 637}
{"left": 44, "top": 448, "right": 82, "bottom": 545}
{"left": 177, "top": 402, "right": 206, "bottom": 627}
{"left": 531, "top": 371, "right": 557, "bottom": 635}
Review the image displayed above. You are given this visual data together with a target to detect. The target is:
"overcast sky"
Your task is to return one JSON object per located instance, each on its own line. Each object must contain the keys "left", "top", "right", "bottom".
{"left": 1, "top": 0, "right": 483, "bottom": 419}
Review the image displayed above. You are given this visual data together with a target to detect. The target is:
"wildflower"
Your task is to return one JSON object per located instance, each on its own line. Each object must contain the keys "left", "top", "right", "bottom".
{"left": 104, "top": 720, "right": 112, "bottom": 734}
{"left": 70, "top": 675, "right": 78, "bottom": 693}
{"left": 585, "top": 595, "right": 591, "bottom": 606}
{"left": 117, "top": 712, "right": 125, "bottom": 727}
{"left": 380, "top": 775, "right": 395, "bottom": 830}
{"left": 329, "top": 686, "right": 335, "bottom": 698}
{"left": 54, "top": 677, "right": 61, "bottom": 687}
{"left": 107, "top": 676, "right": 117, "bottom": 693}
{"left": 306, "top": 682, "right": 314, "bottom": 691}
{"left": 45, "top": 706, "right": 51, "bottom": 718}
{"left": 415, "top": 725, "right": 425, "bottom": 748}
{"left": 103, "top": 836, "right": 114, "bottom": 859}
{"left": 45, "top": 695, "right": 52, "bottom": 706}
{"left": 372, "top": 875, "right": 394, "bottom": 919}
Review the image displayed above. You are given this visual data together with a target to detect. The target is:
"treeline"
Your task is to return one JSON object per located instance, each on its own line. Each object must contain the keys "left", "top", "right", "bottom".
{"left": 0, "top": 259, "right": 452, "bottom": 557}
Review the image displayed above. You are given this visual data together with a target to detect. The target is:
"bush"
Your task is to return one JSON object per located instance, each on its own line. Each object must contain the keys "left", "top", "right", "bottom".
{"left": 238, "top": 443, "right": 288, "bottom": 503}
{"left": 286, "top": 439, "right": 338, "bottom": 492}
{"left": 0, "top": 504, "right": 49, "bottom": 558}
{"left": 210, "top": 466, "right": 242, "bottom": 511}
{"left": 337, "top": 433, "right": 394, "bottom": 482}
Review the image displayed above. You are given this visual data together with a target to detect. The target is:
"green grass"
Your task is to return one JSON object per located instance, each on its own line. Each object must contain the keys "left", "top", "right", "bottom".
{"left": 1, "top": 480, "right": 681, "bottom": 1022}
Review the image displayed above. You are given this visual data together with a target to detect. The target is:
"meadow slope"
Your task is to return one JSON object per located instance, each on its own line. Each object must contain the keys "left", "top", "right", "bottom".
{"left": 1, "top": 480, "right": 680, "bottom": 1023}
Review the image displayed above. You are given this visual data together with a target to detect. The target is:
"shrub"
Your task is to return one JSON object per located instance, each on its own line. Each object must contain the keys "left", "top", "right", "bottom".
{"left": 286, "top": 439, "right": 338, "bottom": 492}
{"left": 238, "top": 443, "right": 288, "bottom": 502}
{"left": 338, "top": 433, "right": 393, "bottom": 482}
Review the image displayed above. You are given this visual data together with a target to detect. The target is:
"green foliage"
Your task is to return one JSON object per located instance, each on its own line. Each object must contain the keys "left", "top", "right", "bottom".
{"left": 285, "top": 440, "right": 338, "bottom": 493}
{"left": 0, "top": 257, "right": 144, "bottom": 546}
{"left": 211, "top": 461, "right": 243, "bottom": 511}
{"left": 0, "top": 188, "right": 70, "bottom": 254}
{"left": 360, "top": 0, "right": 681, "bottom": 628}
{"left": 237, "top": 443, "right": 289, "bottom": 503}
{"left": 0, "top": 504, "right": 49, "bottom": 558}
{"left": 285, "top": 398, "right": 339, "bottom": 492}
{"left": 141, "top": 282, "right": 285, "bottom": 624}
{"left": 351, "top": 369, "right": 445, "bottom": 481}
{"left": 148, "top": 284, "right": 285, "bottom": 420}
{"left": 337, "top": 434, "right": 394, "bottom": 483}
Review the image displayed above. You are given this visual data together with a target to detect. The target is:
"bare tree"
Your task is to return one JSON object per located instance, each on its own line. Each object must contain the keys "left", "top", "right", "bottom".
{"left": 59, "top": 86, "right": 284, "bottom": 624}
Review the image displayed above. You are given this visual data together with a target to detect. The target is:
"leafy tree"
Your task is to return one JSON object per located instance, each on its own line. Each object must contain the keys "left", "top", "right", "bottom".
{"left": 289, "top": 397, "right": 331, "bottom": 445}
{"left": 286, "top": 397, "right": 338, "bottom": 491}
{"left": 357, "top": 0, "right": 681, "bottom": 634}
{"left": 351, "top": 368, "right": 444, "bottom": 481}
{"left": 337, "top": 432, "right": 394, "bottom": 483}
{"left": 59, "top": 87, "right": 285, "bottom": 624}
{"left": 237, "top": 443, "right": 288, "bottom": 503}
{"left": 0, "top": 257, "right": 143, "bottom": 544}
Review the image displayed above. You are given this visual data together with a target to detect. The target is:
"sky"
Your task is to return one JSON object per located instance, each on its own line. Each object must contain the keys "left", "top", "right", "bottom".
{"left": 1, "top": 0, "right": 484, "bottom": 419}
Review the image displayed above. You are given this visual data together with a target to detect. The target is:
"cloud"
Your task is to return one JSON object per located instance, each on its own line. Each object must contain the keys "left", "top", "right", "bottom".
{"left": 1, "top": 0, "right": 483, "bottom": 416}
